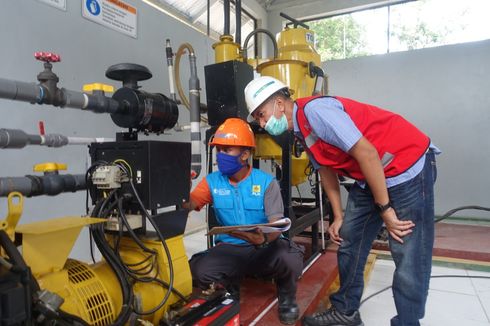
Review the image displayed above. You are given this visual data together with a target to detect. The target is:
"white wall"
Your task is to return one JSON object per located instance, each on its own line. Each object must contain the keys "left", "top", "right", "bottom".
{"left": 324, "top": 40, "right": 490, "bottom": 218}
{"left": 0, "top": 0, "right": 215, "bottom": 260}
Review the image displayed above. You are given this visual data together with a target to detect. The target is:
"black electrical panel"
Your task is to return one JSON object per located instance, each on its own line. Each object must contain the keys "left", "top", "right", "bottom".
{"left": 204, "top": 60, "right": 254, "bottom": 126}
{"left": 0, "top": 269, "right": 28, "bottom": 325}
{"left": 89, "top": 140, "right": 190, "bottom": 210}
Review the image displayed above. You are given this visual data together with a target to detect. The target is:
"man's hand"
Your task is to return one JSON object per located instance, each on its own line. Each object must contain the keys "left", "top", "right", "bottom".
{"left": 381, "top": 208, "right": 415, "bottom": 243}
{"left": 328, "top": 218, "right": 344, "bottom": 245}
{"left": 230, "top": 228, "right": 266, "bottom": 245}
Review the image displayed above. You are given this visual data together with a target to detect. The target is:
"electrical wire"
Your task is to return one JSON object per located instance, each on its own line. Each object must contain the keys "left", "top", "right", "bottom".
{"left": 86, "top": 160, "right": 187, "bottom": 318}
{"left": 127, "top": 178, "right": 177, "bottom": 316}
{"left": 90, "top": 198, "right": 133, "bottom": 325}
{"left": 435, "top": 205, "right": 490, "bottom": 223}
{"left": 360, "top": 274, "right": 490, "bottom": 305}
{"left": 359, "top": 206, "right": 490, "bottom": 304}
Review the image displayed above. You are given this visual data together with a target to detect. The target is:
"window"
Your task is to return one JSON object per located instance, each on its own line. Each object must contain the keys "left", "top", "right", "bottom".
{"left": 307, "top": 0, "right": 490, "bottom": 61}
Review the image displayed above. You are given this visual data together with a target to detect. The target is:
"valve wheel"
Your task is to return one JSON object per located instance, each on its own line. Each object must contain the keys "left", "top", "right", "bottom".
{"left": 34, "top": 51, "right": 61, "bottom": 63}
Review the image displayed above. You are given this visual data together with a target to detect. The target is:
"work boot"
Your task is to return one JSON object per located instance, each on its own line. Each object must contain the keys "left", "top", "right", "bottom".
{"left": 302, "top": 306, "right": 364, "bottom": 326}
{"left": 278, "top": 293, "right": 300, "bottom": 325}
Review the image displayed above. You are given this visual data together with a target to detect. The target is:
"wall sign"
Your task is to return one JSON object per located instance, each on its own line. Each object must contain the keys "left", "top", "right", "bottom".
{"left": 82, "top": 0, "right": 137, "bottom": 38}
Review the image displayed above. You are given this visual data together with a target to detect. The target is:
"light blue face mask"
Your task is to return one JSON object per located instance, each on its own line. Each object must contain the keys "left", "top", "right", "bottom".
{"left": 264, "top": 101, "right": 288, "bottom": 136}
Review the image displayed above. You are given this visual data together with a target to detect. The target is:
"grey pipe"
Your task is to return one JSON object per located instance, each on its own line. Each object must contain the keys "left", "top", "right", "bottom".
{"left": 0, "top": 78, "right": 43, "bottom": 103}
{"left": 0, "top": 174, "right": 86, "bottom": 197}
{"left": 0, "top": 78, "right": 120, "bottom": 114}
{"left": 0, "top": 129, "right": 43, "bottom": 148}
{"left": 0, "top": 129, "right": 113, "bottom": 148}
{"left": 188, "top": 52, "right": 202, "bottom": 178}
{"left": 224, "top": 0, "right": 230, "bottom": 35}
{"left": 236, "top": 0, "right": 242, "bottom": 45}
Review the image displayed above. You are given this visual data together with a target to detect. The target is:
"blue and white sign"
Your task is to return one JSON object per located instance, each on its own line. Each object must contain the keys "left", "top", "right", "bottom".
{"left": 82, "top": 0, "right": 137, "bottom": 38}
{"left": 86, "top": 0, "right": 101, "bottom": 15}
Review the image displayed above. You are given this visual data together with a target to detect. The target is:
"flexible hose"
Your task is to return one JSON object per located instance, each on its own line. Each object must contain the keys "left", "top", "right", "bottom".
{"left": 174, "top": 43, "right": 203, "bottom": 178}
{"left": 242, "top": 28, "right": 278, "bottom": 62}
{"left": 174, "top": 43, "right": 208, "bottom": 123}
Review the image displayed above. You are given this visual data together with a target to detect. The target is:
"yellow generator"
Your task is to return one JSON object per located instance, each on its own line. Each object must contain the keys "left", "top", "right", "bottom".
{"left": 0, "top": 157, "right": 193, "bottom": 325}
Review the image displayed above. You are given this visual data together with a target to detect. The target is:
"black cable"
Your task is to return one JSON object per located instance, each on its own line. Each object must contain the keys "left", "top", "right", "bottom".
{"left": 359, "top": 206, "right": 490, "bottom": 305}
{"left": 435, "top": 205, "right": 490, "bottom": 223}
{"left": 127, "top": 179, "right": 176, "bottom": 316}
{"left": 117, "top": 198, "right": 156, "bottom": 255}
{"left": 90, "top": 202, "right": 133, "bottom": 325}
{"left": 360, "top": 274, "right": 490, "bottom": 305}
{"left": 57, "top": 308, "right": 90, "bottom": 326}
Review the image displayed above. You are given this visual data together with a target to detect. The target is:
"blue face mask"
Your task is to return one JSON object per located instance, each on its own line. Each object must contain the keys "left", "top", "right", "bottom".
{"left": 264, "top": 101, "right": 288, "bottom": 136}
{"left": 216, "top": 152, "right": 245, "bottom": 176}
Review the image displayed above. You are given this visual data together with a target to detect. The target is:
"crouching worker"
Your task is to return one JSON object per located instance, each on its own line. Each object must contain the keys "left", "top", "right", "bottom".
{"left": 184, "top": 118, "right": 304, "bottom": 325}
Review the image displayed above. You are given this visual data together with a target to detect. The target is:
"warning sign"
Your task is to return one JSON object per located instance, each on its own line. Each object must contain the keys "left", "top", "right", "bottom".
{"left": 82, "top": 0, "right": 137, "bottom": 38}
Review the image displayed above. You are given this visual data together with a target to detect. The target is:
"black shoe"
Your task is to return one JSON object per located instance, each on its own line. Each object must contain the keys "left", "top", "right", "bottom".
{"left": 278, "top": 294, "right": 300, "bottom": 325}
{"left": 302, "top": 307, "right": 364, "bottom": 326}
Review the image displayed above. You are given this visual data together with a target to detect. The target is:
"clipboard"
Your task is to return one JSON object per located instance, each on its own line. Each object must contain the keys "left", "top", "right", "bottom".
{"left": 207, "top": 218, "right": 291, "bottom": 235}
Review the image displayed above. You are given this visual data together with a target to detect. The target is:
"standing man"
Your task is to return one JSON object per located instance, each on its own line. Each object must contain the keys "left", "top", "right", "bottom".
{"left": 185, "top": 118, "right": 304, "bottom": 325}
{"left": 244, "top": 76, "right": 439, "bottom": 326}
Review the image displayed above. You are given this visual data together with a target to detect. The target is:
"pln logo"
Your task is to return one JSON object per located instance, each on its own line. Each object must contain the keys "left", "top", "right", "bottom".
{"left": 252, "top": 185, "right": 261, "bottom": 196}
{"left": 86, "top": 0, "right": 101, "bottom": 16}
{"left": 213, "top": 188, "right": 231, "bottom": 196}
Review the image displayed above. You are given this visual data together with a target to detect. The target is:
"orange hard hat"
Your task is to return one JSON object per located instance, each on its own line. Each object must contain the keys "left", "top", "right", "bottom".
{"left": 210, "top": 118, "right": 256, "bottom": 148}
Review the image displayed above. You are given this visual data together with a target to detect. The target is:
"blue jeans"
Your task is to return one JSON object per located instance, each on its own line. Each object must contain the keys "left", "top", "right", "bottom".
{"left": 330, "top": 152, "right": 437, "bottom": 326}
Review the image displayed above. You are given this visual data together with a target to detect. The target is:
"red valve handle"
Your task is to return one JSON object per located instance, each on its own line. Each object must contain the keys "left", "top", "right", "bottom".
{"left": 34, "top": 51, "right": 61, "bottom": 63}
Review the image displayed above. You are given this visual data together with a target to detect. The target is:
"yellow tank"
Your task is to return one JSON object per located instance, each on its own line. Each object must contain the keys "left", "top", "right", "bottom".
{"left": 257, "top": 26, "right": 321, "bottom": 100}
{"left": 212, "top": 35, "right": 241, "bottom": 63}
{"left": 254, "top": 26, "right": 322, "bottom": 185}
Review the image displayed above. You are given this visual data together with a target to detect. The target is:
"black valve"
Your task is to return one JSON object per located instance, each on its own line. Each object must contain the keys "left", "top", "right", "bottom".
{"left": 105, "top": 63, "right": 178, "bottom": 134}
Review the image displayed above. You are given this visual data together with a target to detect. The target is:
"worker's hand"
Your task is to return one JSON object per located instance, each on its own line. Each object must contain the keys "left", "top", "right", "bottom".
{"left": 381, "top": 208, "right": 415, "bottom": 243}
{"left": 328, "top": 218, "right": 343, "bottom": 245}
{"left": 230, "top": 228, "right": 265, "bottom": 245}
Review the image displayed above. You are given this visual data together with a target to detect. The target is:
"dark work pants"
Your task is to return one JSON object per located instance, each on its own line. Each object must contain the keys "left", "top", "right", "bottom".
{"left": 189, "top": 238, "right": 304, "bottom": 297}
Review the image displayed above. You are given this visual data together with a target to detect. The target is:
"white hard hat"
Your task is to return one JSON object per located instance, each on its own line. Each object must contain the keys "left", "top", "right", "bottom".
{"left": 244, "top": 76, "right": 288, "bottom": 122}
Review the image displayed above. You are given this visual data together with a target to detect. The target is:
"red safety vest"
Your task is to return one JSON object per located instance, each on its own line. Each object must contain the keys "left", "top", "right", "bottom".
{"left": 295, "top": 96, "right": 430, "bottom": 180}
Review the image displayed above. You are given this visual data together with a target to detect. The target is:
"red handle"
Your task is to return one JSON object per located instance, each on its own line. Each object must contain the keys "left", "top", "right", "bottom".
{"left": 34, "top": 51, "right": 61, "bottom": 63}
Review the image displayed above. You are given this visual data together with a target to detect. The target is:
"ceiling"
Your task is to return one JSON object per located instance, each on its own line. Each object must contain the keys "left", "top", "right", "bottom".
{"left": 155, "top": 0, "right": 256, "bottom": 40}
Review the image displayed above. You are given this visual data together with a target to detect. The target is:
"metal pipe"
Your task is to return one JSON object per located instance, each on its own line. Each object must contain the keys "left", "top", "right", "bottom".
{"left": 235, "top": 0, "right": 242, "bottom": 45}
{"left": 165, "top": 39, "right": 178, "bottom": 103}
{"left": 0, "top": 174, "right": 86, "bottom": 197}
{"left": 223, "top": 0, "right": 230, "bottom": 35}
{"left": 0, "top": 129, "right": 113, "bottom": 148}
{"left": 280, "top": 12, "right": 309, "bottom": 29}
{"left": 188, "top": 49, "right": 202, "bottom": 179}
{"left": 318, "top": 172, "right": 326, "bottom": 250}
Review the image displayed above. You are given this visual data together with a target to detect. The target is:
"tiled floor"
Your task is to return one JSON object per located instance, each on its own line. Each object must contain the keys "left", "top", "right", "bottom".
{"left": 182, "top": 226, "right": 490, "bottom": 325}
{"left": 361, "top": 259, "right": 490, "bottom": 326}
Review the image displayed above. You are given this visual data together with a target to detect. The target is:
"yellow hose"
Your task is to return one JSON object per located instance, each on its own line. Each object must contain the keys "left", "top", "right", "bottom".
{"left": 174, "top": 43, "right": 208, "bottom": 123}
